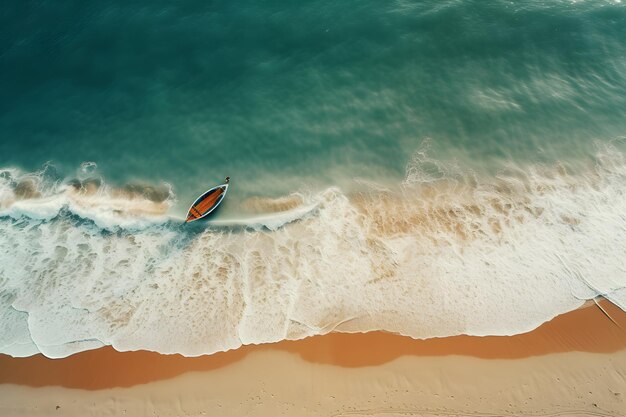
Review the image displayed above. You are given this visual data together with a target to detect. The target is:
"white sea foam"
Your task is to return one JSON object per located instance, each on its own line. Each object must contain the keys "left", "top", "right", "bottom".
{"left": 1, "top": 146, "right": 625, "bottom": 358}
{"left": 0, "top": 165, "right": 174, "bottom": 230}
{"left": 210, "top": 202, "right": 319, "bottom": 231}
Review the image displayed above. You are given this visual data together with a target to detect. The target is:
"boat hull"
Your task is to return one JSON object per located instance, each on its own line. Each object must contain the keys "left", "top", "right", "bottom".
{"left": 185, "top": 184, "right": 228, "bottom": 223}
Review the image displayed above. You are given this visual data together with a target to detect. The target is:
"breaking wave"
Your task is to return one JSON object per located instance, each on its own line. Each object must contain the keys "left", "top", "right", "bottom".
{"left": 1, "top": 146, "right": 626, "bottom": 358}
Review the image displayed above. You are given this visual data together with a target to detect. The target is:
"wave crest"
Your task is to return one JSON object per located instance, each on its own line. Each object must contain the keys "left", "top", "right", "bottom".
{"left": 0, "top": 163, "right": 174, "bottom": 229}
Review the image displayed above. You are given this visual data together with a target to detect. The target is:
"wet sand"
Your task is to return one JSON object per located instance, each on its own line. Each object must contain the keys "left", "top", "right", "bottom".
{"left": 1, "top": 300, "right": 625, "bottom": 416}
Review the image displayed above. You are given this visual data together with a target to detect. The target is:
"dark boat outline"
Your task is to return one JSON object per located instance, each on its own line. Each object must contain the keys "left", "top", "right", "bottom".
{"left": 185, "top": 178, "right": 229, "bottom": 223}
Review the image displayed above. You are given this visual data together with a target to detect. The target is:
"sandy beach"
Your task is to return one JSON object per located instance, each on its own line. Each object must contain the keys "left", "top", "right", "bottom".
{"left": 1, "top": 300, "right": 625, "bottom": 416}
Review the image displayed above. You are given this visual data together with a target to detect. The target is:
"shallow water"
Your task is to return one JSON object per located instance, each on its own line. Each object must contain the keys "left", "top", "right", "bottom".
{"left": 1, "top": 0, "right": 626, "bottom": 357}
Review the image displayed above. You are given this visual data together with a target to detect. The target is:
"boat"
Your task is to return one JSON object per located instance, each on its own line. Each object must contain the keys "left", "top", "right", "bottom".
{"left": 185, "top": 177, "right": 230, "bottom": 223}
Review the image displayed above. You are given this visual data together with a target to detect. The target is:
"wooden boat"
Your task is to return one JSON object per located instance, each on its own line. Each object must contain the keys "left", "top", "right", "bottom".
{"left": 185, "top": 177, "right": 230, "bottom": 223}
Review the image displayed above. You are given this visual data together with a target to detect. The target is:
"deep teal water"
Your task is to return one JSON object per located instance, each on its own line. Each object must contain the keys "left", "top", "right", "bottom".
{"left": 1, "top": 1, "right": 626, "bottom": 208}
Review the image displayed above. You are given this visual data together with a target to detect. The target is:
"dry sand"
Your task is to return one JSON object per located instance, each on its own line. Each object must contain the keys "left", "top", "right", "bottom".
{"left": 1, "top": 301, "right": 625, "bottom": 416}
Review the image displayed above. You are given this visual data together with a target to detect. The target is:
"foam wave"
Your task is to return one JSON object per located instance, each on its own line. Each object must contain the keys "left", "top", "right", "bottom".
{"left": 0, "top": 163, "right": 174, "bottom": 230}
{"left": 1, "top": 147, "right": 626, "bottom": 358}
{"left": 209, "top": 203, "right": 319, "bottom": 231}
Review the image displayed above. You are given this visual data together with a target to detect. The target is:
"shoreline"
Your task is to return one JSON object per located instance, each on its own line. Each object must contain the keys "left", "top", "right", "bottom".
{"left": 1, "top": 299, "right": 625, "bottom": 390}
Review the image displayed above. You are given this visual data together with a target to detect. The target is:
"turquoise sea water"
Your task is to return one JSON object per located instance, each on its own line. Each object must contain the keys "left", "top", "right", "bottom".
{"left": 2, "top": 1, "right": 625, "bottom": 210}
{"left": 1, "top": 1, "right": 626, "bottom": 358}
